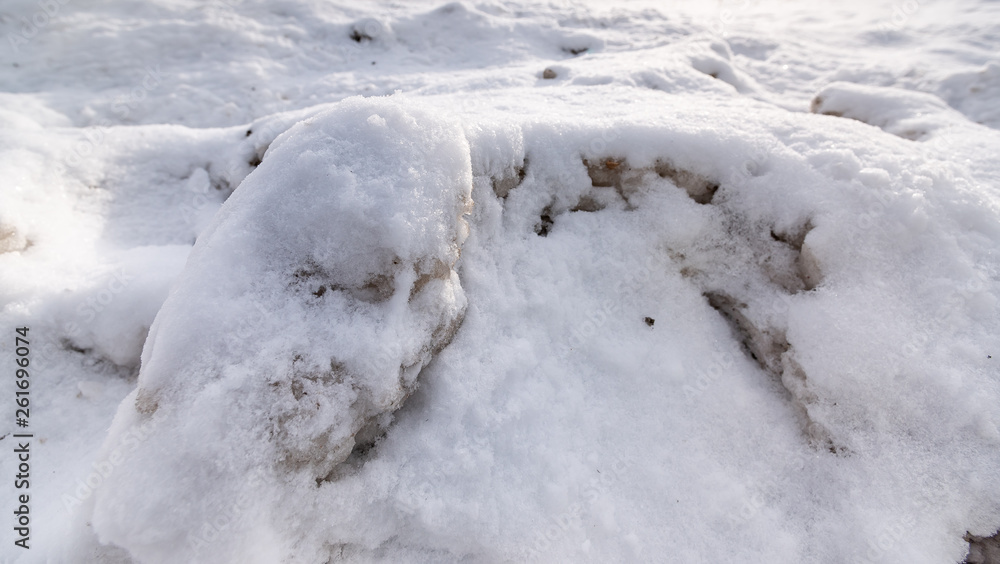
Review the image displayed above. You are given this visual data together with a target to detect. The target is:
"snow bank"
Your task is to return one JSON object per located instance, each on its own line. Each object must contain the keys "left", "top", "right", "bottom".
{"left": 89, "top": 96, "right": 472, "bottom": 563}
{"left": 2, "top": 1, "right": 999, "bottom": 563}
{"left": 72, "top": 88, "right": 999, "bottom": 564}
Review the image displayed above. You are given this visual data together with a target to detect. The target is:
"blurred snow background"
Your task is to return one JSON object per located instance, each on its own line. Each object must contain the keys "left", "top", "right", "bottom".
{"left": 0, "top": 0, "right": 998, "bottom": 563}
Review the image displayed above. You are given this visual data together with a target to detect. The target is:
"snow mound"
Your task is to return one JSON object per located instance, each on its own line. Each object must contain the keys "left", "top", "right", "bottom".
{"left": 89, "top": 96, "right": 472, "bottom": 563}
{"left": 3, "top": 1, "right": 1000, "bottom": 563}
{"left": 74, "top": 90, "right": 1000, "bottom": 564}
{"left": 939, "top": 62, "right": 1000, "bottom": 129}
{"left": 811, "top": 82, "right": 966, "bottom": 141}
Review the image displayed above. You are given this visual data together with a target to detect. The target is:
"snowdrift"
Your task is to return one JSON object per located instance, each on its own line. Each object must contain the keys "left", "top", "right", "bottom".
{"left": 1, "top": 2, "right": 999, "bottom": 563}
{"left": 74, "top": 88, "right": 1000, "bottom": 563}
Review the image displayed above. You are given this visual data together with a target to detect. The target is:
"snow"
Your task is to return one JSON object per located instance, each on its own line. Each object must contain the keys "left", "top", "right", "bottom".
{"left": 0, "top": 1, "right": 998, "bottom": 563}
{"left": 89, "top": 98, "right": 472, "bottom": 563}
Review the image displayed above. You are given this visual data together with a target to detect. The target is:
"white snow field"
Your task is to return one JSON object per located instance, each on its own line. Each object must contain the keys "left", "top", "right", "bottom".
{"left": 1, "top": 0, "right": 999, "bottom": 563}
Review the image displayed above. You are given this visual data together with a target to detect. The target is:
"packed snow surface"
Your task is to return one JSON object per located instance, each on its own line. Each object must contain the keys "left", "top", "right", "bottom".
{"left": 0, "top": 1, "right": 999, "bottom": 563}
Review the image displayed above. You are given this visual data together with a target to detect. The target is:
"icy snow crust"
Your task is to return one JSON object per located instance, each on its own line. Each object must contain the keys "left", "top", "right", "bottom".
{"left": 0, "top": 1, "right": 999, "bottom": 563}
